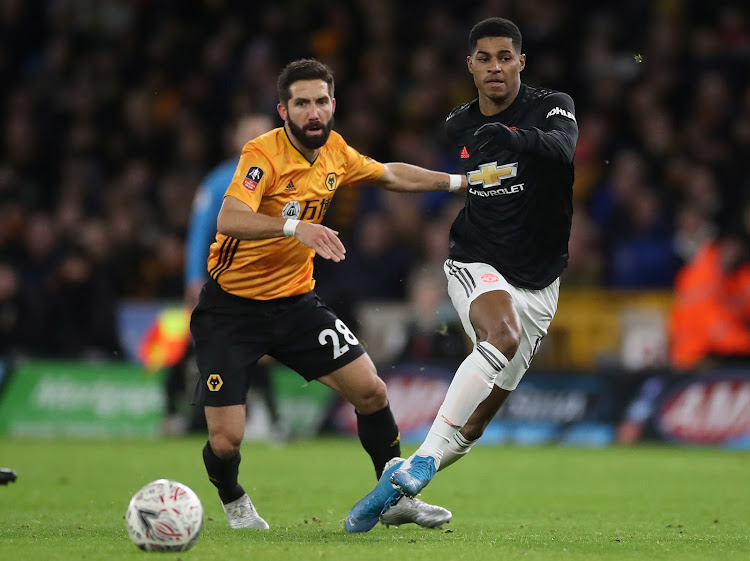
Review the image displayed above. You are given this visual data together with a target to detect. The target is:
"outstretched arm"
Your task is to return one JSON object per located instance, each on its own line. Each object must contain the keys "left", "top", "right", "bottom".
{"left": 473, "top": 92, "right": 578, "bottom": 163}
{"left": 217, "top": 196, "right": 346, "bottom": 262}
{"left": 474, "top": 121, "right": 577, "bottom": 163}
{"left": 375, "top": 163, "right": 466, "bottom": 193}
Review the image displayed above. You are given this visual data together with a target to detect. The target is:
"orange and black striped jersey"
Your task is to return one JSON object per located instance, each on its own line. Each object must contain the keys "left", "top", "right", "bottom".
{"left": 207, "top": 127, "right": 385, "bottom": 300}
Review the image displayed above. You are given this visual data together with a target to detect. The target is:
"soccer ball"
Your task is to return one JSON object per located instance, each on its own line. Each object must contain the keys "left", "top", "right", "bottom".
{"left": 125, "top": 479, "right": 204, "bottom": 552}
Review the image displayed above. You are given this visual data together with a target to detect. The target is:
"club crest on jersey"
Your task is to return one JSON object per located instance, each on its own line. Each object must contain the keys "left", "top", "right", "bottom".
{"left": 282, "top": 200, "right": 301, "bottom": 219}
{"left": 242, "top": 166, "right": 264, "bottom": 191}
{"left": 467, "top": 162, "right": 518, "bottom": 188}
{"left": 325, "top": 173, "right": 337, "bottom": 191}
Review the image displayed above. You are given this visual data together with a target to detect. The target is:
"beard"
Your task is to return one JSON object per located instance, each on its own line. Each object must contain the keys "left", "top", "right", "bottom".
{"left": 287, "top": 116, "right": 335, "bottom": 149}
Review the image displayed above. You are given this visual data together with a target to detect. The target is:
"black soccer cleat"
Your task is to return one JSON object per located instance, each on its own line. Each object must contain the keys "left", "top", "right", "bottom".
{"left": 0, "top": 468, "right": 18, "bottom": 485}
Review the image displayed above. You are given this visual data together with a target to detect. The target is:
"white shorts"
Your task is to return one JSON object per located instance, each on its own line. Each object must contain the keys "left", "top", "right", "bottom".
{"left": 444, "top": 259, "right": 560, "bottom": 391}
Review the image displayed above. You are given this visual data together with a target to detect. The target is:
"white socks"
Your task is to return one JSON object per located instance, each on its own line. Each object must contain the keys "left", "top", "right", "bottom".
{"left": 410, "top": 341, "right": 507, "bottom": 469}
{"left": 438, "top": 432, "right": 477, "bottom": 471}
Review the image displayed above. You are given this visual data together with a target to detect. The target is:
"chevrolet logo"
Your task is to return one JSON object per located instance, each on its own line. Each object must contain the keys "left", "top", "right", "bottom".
{"left": 467, "top": 162, "right": 518, "bottom": 188}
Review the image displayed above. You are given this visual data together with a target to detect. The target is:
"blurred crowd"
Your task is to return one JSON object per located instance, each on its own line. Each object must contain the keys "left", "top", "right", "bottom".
{"left": 0, "top": 0, "right": 749, "bottom": 361}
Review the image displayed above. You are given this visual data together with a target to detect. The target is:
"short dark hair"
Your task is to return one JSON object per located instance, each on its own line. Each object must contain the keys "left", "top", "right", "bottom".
{"left": 277, "top": 59, "right": 335, "bottom": 105}
{"left": 469, "top": 17, "right": 522, "bottom": 54}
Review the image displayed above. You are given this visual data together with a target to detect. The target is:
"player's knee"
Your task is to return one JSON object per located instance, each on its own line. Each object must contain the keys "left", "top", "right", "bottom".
{"left": 209, "top": 431, "right": 242, "bottom": 459}
{"left": 351, "top": 375, "right": 388, "bottom": 415}
{"left": 483, "top": 320, "right": 521, "bottom": 359}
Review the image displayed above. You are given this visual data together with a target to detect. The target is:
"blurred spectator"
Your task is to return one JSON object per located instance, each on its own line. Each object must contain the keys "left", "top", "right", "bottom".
{"left": 605, "top": 185, "right": 678, "bottom": 288}
{"left": 591, "top": 151, "right": 678, "bottom": 287}
{"left": 669, "top": 224, "right": 750, "bottom": 371}
{"left": 14, "top": 213, "right": 60, "bottom": 355}
{"left": 562, "top": 204, "right": 604, "bottom": 286}
{"left": 393, "top": 265, "right": 467, "bottom": 370}
{"left": 673, "top": 203, "right": 716, "bottom": 264}
{"left": 0, "top": 262, "right": 21, "bottom": 355}
{"left": 46, "top": 244, "right": 122, "bottom": 359}
{"left": 332, "top": 210, "right": 416, "bottom": 301}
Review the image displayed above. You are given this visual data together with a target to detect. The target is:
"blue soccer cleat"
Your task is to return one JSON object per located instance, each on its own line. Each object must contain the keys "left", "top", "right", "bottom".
{"left": 390, "top": 455, "right": 437, "bottom": 497}
{"left": 345, "top": 458, "right": 405, "bottom": 533}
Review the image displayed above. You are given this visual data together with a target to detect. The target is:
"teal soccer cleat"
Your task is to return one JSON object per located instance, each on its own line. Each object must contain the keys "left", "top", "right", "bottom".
{"left": 344, "top": 458, "right": 405, "bottom": 533}
{"left": 390, "top": 455, "right": 437, "bottom": 497}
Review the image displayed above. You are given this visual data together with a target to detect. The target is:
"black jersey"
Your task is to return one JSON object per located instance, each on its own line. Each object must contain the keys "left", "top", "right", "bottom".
{"left": 445, "top": 83, "right": 578, "bottom": 290}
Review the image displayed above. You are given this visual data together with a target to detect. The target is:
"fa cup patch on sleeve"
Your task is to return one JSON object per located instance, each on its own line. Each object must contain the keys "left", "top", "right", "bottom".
{"left": 242, "top": 166, "right": 264, "bottom": 191}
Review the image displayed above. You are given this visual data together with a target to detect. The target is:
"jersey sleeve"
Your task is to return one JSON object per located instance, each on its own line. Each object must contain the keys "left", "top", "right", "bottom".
{"left": 223, "top": 147, "right": 275, "bottom": 211}
{"left": 444, "top": 103, "right": 468, "bottom": 146}
{"left": 538, "top": 92, "right": 578, "bottom": 135}
{"left": 513, "top": 92, "right": 579, "bottom": 163}
{"left": 341, "top": 144, "right": 385, "bottom": 186}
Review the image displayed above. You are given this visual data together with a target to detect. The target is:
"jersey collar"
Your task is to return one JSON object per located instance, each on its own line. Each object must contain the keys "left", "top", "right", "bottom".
{"left": 282, "top": 127, "right": 319, "bottom": 166}
{"left": 473, "top": 83, "right": 527, "bottom": 121}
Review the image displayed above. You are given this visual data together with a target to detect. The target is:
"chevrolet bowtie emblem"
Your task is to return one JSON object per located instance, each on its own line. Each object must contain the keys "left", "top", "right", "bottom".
{"left": 467, "top": 162, "right": 518, "bottom": 188}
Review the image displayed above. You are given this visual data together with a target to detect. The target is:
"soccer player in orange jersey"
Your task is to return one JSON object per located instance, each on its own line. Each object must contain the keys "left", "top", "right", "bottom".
{"left": 191, "top": 59, "right": 466, "bottom": 531}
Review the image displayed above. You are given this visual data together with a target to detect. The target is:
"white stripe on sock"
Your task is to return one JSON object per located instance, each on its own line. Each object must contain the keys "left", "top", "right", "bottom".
{"left": 415, "top": 343, "right": 508, "bottom": 464}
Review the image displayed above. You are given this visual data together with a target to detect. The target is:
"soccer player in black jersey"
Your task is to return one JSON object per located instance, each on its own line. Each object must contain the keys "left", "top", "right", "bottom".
{"left": 346, "top": 17, "right": 578, "bottom": 530}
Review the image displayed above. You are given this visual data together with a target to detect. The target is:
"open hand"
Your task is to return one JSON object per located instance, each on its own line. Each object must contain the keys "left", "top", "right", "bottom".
{"left": 294, "top": 222, "right": 346, "bottom": 262}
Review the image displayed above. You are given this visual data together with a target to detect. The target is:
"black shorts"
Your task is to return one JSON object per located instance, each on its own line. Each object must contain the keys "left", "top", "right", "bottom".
{"left": 190, "top": 279, "right": 366, "bottom": 406}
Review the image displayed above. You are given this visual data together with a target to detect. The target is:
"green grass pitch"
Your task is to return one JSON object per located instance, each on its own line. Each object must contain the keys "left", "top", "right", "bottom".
{"left": 1, "top": 436, "right": 748, "bottom": 560}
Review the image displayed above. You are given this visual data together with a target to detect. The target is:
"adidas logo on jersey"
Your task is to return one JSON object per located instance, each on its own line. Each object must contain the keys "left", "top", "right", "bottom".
{"left": 546, "top": 107, "right": 576, "bottom": 121}
{"left": 460, "top": 146, "right": 470, "bottom": 159}
{"left": 284, "top": 180, "right": 296, "bottom": 192}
